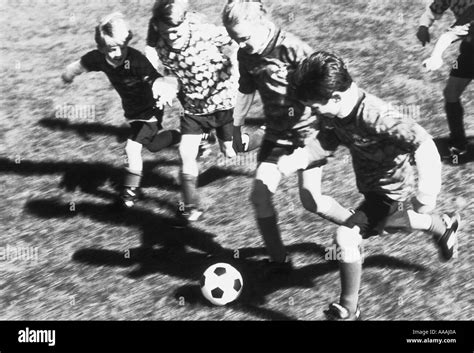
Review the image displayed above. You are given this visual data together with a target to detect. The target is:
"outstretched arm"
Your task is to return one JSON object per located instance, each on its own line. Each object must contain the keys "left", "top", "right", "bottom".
{"left": 61, "top": 60, "right": 87, "bottom": 83}
{"left": 423, "top": 29, "right": 465, "bottom": 71}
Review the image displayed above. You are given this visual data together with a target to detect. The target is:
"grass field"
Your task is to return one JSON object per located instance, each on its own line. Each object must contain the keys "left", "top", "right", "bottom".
{"left": 0, "top": 0, "right": 473, "bottom": 321}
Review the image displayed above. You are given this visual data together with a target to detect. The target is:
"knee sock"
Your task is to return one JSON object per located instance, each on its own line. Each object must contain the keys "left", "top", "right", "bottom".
{"left": 445, "top": 102, "right": 466, "bottom": 145}
{"left": 339, "top": 261, "right": 362, "bottom": 314}
{"left": 124, "top": 168, "right": 142, "bottom": 188}
{"left": 147, "top": 130, "right": 181, "bottom": 152}
{"left": 429, "top": 215, "right": 447, "bottom": 240}
{"left": 256, "top": 215, "right": 287, "bottom": 263}
{"left": 318, "top": 196, "right": 354, "bottom": 226}
{"left": 180, "top": 173, "right": 199, "bottom": 207}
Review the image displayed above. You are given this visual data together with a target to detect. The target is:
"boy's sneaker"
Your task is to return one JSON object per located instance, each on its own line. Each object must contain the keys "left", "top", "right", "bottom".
{"left": 174, "top": 205, "right": 204, "bottom": 227}
{"left": 324, "top": 303, "right": 361, "bottom": 321}
{"left": 435, "top": 214, "right": 460, "bottom": 262}
{"left": 118, "top": 187, "right": 141, "bottom": 209}
{"left": 262, "top": 255, "right": 293, "bottom": 277}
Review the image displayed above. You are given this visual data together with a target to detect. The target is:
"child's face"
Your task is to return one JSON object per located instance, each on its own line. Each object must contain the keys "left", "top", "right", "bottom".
{"left": 156, "top": 21, "right": 190, "bottom": 49}
{"left": 226, "top": 21, "right": 272, "bottom": 55}
{"left": 303, "top": 95, "right": 342, "bottom": 118}
{"left": 105, "top": 45, "right": 127, "bottom": 65}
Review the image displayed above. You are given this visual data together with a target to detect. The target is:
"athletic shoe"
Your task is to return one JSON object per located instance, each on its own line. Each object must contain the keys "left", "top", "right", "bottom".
{"left": 118, "top": 187, "right": 141, "bottom": 209}
{"left": 324, "top": 303, "right": 361, "bottom": 321}
{"left": 435, "top": 214, "right": 460, "bottom": 262}
{"left": 174, "top": 205, "right": 204, "bottom": 227}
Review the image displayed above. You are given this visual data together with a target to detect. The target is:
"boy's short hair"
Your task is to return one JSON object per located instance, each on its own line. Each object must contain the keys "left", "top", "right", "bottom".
{"left": 95, "top": 12, "right": 133, "bottom": 50}
{"left": 151, "top": 0, "right": 189, "bottom": 27}
{"left": 222, "top": 0, "right": 268, "bottom": 28}
{"left": 294, "top": 51, "right": 353, "bottom": 103}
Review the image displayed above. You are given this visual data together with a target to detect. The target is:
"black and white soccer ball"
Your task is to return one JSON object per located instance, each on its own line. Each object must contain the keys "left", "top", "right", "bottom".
{"left": 200, "top": 263, "right": 243, "bottom": 306}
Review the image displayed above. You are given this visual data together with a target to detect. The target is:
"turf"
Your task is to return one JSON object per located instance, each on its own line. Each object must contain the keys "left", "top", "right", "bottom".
{"left": 0, "top": 0, "right": 472, "bottom": 321}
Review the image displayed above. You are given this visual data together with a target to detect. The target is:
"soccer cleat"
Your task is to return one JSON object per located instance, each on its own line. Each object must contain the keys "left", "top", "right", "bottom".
{"left": 175, "top": 205, "right": 204, "bottom": 227}
{"left": 118, "top": 187, "right": 141, "bottom": 209}
{"left": 435, "top": 214, "right": 460, "bottom": 262}
{"left": 324, "top": 303, "right": 361, "bottom": 321}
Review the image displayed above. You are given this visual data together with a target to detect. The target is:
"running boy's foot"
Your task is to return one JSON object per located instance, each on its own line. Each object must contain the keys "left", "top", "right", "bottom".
{"left": 435, "top": 214, "right": 460, "bottom": 262}
{"left": 324, "top": 303, "right": 361, "bottom": 321}
{"left": 118, "top": 187, "right": 141, "bottom": 209}
{"left": 174, "top": 205, "right": 205, "bottom": 227}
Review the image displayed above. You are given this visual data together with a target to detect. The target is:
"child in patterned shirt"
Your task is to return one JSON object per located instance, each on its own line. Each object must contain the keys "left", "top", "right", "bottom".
{"left": 146, "top": 0, "right": 261, "bottom": 224}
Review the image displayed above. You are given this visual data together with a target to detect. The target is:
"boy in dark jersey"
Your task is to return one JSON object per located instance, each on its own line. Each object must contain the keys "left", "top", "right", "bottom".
{"left": 222, "top": 0, "right": 353, "bottom": 272}
{"left": 423, "top": 4, "right": 473, "bottom": 161}
{"left": 278, "top": 51, "right": 461, "bottom": 320}
{"left": 417, "top": 0, "right": 474, "bottom": 158}
{"left": 61, "top": 12, "right": 180, "bottom": 209}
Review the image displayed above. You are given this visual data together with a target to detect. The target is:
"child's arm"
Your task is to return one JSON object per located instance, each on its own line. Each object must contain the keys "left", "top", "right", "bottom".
{"left": 423, "top": 29, "right": 465, "bottom": 71}
{"left": 232, "top": 91, "right": 255, "bottom": 152}
{"left": 61, "top": 60, "right": 87, "bottom": 84}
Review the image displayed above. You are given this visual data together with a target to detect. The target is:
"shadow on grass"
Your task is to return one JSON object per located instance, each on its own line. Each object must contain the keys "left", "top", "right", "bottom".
{"left": 38, "top": 117, "right": 130, "bottom": 143}
{"left": 0, "top": 157, "right": 180, "bottom": 196}
{"left": 433, "top": 136, "right": 474, "bottom": 165}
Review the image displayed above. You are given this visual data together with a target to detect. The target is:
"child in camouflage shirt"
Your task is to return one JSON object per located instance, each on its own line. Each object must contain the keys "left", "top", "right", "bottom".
{"left": 278, "top": 51, "right": 461, "bottom": 321}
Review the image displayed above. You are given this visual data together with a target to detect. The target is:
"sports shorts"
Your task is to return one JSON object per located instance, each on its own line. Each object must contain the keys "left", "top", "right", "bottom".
{"left": 181, "top": 109, "right": 233, "bottom": 141}
{"left": 450, "top": 41, "right": 474, "bottom": 79}
{"left": 344, "top": 193, "right": 411, "bottom": 239}
{"left": 129, "top": 120, "right": 162, "bottom": 146}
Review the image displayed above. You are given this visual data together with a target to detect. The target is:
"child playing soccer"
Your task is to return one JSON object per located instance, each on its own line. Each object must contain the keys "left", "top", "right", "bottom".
{"left": 423, "top": 4, "right": 473, "bottom": 161}
{"left": 222, "top": 0, "right": 353, "bottom": 272}
{"left": 278, "top": 51, "right": 461, "bottom": 320}
{"left": 417, "top": 0, "right": 474, "bottom": 158}
{"left": 146, "top": 0, "right": 261, "bottom": 224}
{"left": 61, "top": 12, "right": 181, "bottom": 209}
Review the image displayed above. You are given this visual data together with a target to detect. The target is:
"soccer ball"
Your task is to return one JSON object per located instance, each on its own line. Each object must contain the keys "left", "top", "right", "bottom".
{"left": 200, "top": 263, "right": 243, "bottom": 306}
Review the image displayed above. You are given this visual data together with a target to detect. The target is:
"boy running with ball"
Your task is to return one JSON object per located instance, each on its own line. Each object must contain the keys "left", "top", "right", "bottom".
{"left": 278, "top": 51, "right": 461, "bottom": 320}
{"left": 223, "top": 0, "right": 353, "bottom": 273}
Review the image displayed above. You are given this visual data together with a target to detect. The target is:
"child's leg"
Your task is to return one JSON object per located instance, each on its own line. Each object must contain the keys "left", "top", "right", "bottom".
{"left": 146, "top": 130, "right": 181, "bottom": 152}
{"left": 334, "top": 225, "right": 363, "bottom": 315}
{"left": 179, "top": 134, "right": 202, "bottom": 208}
{"left": 298, "top": 166, "right": 353, "bottom": 225}
{"left": 215, "top": 114, "right": 236, "bottom": 158}
{"left": 443, "top": 76, "right": 471, "bottom": 150}
{"left": 406, "top": 210, "right": 448, "bottom": 239}
{"left": 124, "top": 139, "right": 143, "bottom": 188}
{"left": 251, "top": 162, "right": 285, "bottom": 263}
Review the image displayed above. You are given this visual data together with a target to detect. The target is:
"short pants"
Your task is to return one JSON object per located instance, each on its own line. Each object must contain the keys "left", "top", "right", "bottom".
{"left": 181, "top": 109, "right": 234, "bottom": 141}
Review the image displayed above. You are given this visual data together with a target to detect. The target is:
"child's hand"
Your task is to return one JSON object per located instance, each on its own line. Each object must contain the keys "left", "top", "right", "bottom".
{"left": 61, "top": 73, "right": 73, "bottom": 84}
{"left": 423, "top": 56, "right": 443, "bottom": 71}
{"left": 153, "top": 77, "right": 178, "bottom": 109}
{"left": 451, "top": 24, "right": 469, "bottom": 37}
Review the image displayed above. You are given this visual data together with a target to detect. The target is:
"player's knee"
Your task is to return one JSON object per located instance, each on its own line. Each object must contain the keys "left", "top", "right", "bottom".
{"left": 334, "top": 226, "right": 363, "bottom": 263}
